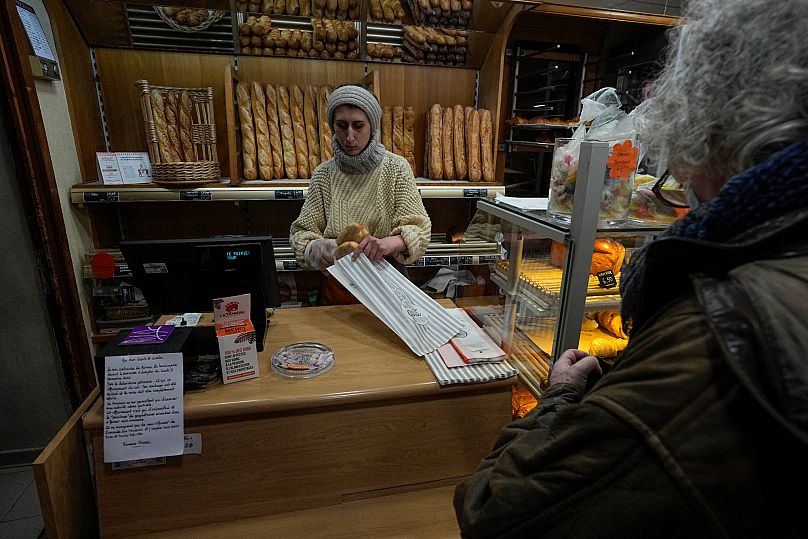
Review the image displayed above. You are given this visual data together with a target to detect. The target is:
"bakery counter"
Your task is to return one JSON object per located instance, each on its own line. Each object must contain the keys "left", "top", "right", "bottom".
{"left": 82, "top": 300, "right": 515, "bottom": 537}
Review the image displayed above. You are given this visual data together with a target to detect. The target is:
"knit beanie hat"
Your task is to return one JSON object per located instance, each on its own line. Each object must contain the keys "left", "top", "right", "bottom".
{"left": 327, "top": 85, "right": 387, "bottom": 174}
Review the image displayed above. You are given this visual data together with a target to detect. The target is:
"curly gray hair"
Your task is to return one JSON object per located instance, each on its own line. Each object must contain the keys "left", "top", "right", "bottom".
{"left": 645, "top": 0, "right": 808, "bottom": 183}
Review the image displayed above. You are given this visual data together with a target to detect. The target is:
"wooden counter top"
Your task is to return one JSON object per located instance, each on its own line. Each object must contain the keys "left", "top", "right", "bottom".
{"left": 84, "top": 300, "right": 514, "bottom": 429}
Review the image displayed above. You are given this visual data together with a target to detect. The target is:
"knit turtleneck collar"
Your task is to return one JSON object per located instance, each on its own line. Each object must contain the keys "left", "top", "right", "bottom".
{"left": 332, "top": 130, "right": 387, "bottom": 175}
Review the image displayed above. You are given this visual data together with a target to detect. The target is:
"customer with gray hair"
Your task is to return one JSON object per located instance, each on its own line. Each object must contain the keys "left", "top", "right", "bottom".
{"left": 455, "top": 0, "right": 808, "bottom": 536}
{"left": 290, "top": 84, "right": 431, "bottom": 304}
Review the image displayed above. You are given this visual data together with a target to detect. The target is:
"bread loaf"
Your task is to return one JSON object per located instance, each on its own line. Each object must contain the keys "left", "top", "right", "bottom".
{"left": 165, "top": 92, "right": 182, "bottom": 163}
{"left": 451, "top": 104, "right": 465, "bottom": 179}
{"left": 237, "top": 83, "right": 257, "bottom": 180}
{"left": 250, "top": 82, "right": 273, "bottom": 180}
{"left": 319, "top": 85, "right": 333, "bottom": 162}
{"left": 336, "top": 222, "right": 369, "bottom": 245}
{"left": 334, "top": 241, "right": 359, "bottom": 260}
{"left": 288, "top": 0, "right": 300, "bottom": 15}
{"left": 150, "top": 90, "right": 173, "bottom": 164}
{"left": 428, "top": 104, "right": 443, "bottom": 180}
{"left": 441, "top": 106, "right": 454, "bottom": 180}
{"left": 403, "top": 106, "right": 416, "bottom": 175}
{"left": 291, "top": 85, "right": 309, "bottom": 178}
{"left": 263, "top": 84, "right": 284, "bottom": 179}
{"left": 381, "top": 106, "right": 393, "bottom": 150}
{"left": 392, "top": 106, "right": 404, "bottom": 156}
{"left": 467, "top": 108, "right": 481, "bottom": 181}
{"left": 591, "top": 238, "right": 626, "bottom": 275}
{"left": 597, "top": 311, "right": 628, "bottom": 340}
{"left": 178, "top": 90, "right": 195, "bottom": 162}
{"left": 480, "top": 108, "right": 494, "bottom": 182}
{"left": 304, "top": 85, "right": 321, "bottom": 175}
{"left": 276, "top": 85, "right": 297, "bottom": 179}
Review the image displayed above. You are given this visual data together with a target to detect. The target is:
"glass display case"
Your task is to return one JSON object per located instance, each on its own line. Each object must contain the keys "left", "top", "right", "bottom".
{"left": 472, "top": 141, "right": 669, "bottom": 397}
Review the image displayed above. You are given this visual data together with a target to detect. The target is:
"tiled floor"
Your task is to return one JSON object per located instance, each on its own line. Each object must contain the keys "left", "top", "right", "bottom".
{"left": 0, "top": 466, "right": 43, "bottom": 539}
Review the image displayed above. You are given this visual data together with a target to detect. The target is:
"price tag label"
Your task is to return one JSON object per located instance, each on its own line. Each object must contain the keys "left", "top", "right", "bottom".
{"left": 83, "top": 191, "right": 119, "bottom": 202}
{"left": 275, "top": 189, "right": 304, "bottom": 200}
{"left": 183, "top": 433, "right": 202, "bottom": 455}
{"left": 423, "top": 256, "right": 451, "bottom": 266}
{"left": 457, "top": 256, "right": 473, "bottom": 265}
{"left": 282, "top": 260, "right": 298, "bottom": 270}
{"left": 179, "top": 190, "right": 212, "bottom": 201}
{"left": 480, "top": 255, "right": 500, "bottom": 264}
{"left": 463, "top": 188, "right": 488, "bottom": 198}
{"left": 596, "top": 269, "right": 618, "bottom": 289}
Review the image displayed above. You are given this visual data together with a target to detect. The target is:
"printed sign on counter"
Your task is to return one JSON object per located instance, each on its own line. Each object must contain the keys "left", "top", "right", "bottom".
{"left": 103, "top": 353, "right": 184, "bottom": 463}
{"left": 213, "top": 293, "right": 259, "bottom": 384}
{"left": 96, "top": 152, "right": 152, "bottom": 185}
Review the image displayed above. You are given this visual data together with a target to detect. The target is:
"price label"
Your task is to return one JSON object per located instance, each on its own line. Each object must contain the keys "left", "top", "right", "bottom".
{"left": 179, "top": 190, "right": 212, "bottom": 201}
{"left": 275, "top": 189, "right": 304, "bottom": 200}
{"left": 480, "top": 255, "right": 500, "bottom": 264}
{"left": 83, "top": 191, "right": 119, "bottom": 202}
{"left": 423, "top": 256, "right": 451, "bottom": 266}
{"left": 463, "top": 188, "right": 488, "bottom": 198}
{"left": 282, "top": 260, "right": 298, "bottom": 270}
{"left": 183, "top": 433, "right": 202, "bottom": 455}
{"left": 457, "top": 256, "right": 473, "bottom": 265}
{"left": 596, "top": 269, "right": 618, "bottom": 289}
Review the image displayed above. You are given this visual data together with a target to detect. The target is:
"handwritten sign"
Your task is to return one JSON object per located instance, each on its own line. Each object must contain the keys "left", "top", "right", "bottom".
{"left": 606, "top": 139, "right": 640, "bottom": 180}
{"left": 103, "top": 353, "right": 184, "bottom": 463}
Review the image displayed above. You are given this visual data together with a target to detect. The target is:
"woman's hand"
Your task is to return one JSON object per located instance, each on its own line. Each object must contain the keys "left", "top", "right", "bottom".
{"left": 353, "top": 235, "right": 406, "bottom": 262}
{"left": 549, "top": 349, "right": 603, "bottom": 394}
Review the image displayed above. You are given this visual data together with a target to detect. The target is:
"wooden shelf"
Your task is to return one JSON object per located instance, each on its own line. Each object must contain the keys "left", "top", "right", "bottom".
{"left": 70, "top": 180, "right": 504, "bottom": 204}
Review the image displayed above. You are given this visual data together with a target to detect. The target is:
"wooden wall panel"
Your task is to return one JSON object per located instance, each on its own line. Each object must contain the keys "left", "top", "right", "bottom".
{"left": 46, "top": 0, "right": 106, "bottom": 181}
{"left": 94, "top": 49, "right": 230, "bottom": 173}
{"left": 237, "top": 55, "right": 366, "bottom": 89}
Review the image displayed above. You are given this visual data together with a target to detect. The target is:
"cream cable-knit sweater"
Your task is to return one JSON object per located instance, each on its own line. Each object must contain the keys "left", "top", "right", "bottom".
{"left": 290, "top": 151, "right": 431, "bottom": 269}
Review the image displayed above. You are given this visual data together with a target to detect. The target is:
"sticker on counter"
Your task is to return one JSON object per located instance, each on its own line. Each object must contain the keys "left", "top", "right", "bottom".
{"left": 179, "top": 190, "right": 212, "bottom": 201}
{"left": 183, "top": 433, "right": 202, "bottom": 455}
{"left": 463, "top": 188, "right": 488, "bottom": 198}
{"left": 142, "top": 262, "right": 169, "bottom": 274}
{"left": 83, "top": 191, "right": 119, "bottom": 202}
{"left": 275, "top": 189, "right": 304, "bottom": 200}
{"left": 596, "top": 269, "right": 618, "bottom": 289}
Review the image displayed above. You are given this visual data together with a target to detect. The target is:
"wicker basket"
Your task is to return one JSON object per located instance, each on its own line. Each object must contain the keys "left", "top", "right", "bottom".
{"left": 153, "top": 7, "right": 226, "bottom": 33}
{"left": 137, "top": 80, "right": 220, "bottom": 187}
{"left": 104, "top": 302, "right": 150, "bottom": 321}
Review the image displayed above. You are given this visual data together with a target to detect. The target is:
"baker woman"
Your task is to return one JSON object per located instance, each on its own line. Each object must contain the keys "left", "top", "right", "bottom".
{"left": 290, "top": 84, "right": 431, "bottom": 304}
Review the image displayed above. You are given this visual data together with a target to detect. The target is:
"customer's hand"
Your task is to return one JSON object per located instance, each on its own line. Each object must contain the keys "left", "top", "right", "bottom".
{"left": 305, "top": 238, "right": 337, "bottom": 270}
{"left": 353, "top": 235, "right": 406, "bottom": 262}
{"left": 549, "top": 349, "right": 602, "bottom": 393}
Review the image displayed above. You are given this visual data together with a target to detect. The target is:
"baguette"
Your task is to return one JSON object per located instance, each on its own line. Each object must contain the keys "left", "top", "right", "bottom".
{"left": 291, "top": 85, "right": 309, "bottom": 178}
{"left": 165, "top": 92, "right": 182, "bottom": 163}
{"left": 304, "top": 85, "right": 321, "bottom": 175}
{"left": 150, "top": 90, "right": 174, "bottom": 163}
{"left": 428, "top": 104, "right": 443, "bottom": 180}
{"left": 381, "top": 0, "right": 395, "bottom": 21}
{"left": 392, "top": 105, "right": 404, "bottom": 156}
{"left": 452, "top": 104, "right": 465, "bottom": 179}
{"left": 236, "top": 82, "right": 257, "bottom": 180}
{"left": 276, "top": 85, "right": 297, "bottom": 179}
{"left": 381, "top": 106, "right": 393, "bottom": 150}
{"left": 370, "top": 0, "right": 383, "bottom": 20}
{"left": 319, "top": 86, "right": 333, "bottom": 162}
{"left": 403, "top": 106, "right": 416, "bottom": 175}
{"left": 325, "top": 0, "right": 337, "bottom": 17}
{"left": 251, "top": 82, "right": 273, "bottom": 180}
{"left": 467, "top": 108, "right": 481, "bottom": 181}
{"left": 312, "top": 0, "right": 325, "bottom": 16}
{"left": 441, "top": 106, "right": 454, "bottom": 180}
{"left": 178, "top": 90, "right": 195, "bottom": 162}
{"left": 263, "top": 84, "right": 284, "bottom": 179}
{"left": 288, "top": 0, "right": 300, "bottom": 15}
{"left": 480, "top": 108, "right": 494, "bottom": 182}
{"left": 300, "top": 0, "right": 311, "bottom": 16}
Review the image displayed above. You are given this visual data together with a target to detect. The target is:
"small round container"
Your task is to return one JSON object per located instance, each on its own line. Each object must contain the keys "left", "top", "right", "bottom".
{"left": 271, "top": 342, "right": 334, "bottom": 379}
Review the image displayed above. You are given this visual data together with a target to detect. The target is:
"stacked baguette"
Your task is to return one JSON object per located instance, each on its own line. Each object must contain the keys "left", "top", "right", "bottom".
{"left": 368, "top": 0, "right": 405, "bottom": 23}
{"left": 149, "top": 89, "right": 198, "bottom": 164}
{"left": 367, "top": 43, "right": 404, "bottom": 62}
{"left": 380, "top": 105, "right": 416, "bottom": 175}
{"left": 424, "top": 103, "right": 494, "bottom": 182}
{"left": 411, "top": 0, "right": 473, "bottom": 28}
{"left": 235, "top": 0, "right": 359, "bottom": 19}
{"left": 237, "top": 81, "right": 334, "bottom": 180}
{"left": 238, "top": 16, "right": 359, "bottom": 59}
{"left": 402, "top": 26, "right": 468, "bottom": 67}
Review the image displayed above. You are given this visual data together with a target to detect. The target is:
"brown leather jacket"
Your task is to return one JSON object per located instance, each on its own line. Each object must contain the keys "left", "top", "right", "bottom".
{"left": 454, "top": 207, "right": 808, "bottom": 538}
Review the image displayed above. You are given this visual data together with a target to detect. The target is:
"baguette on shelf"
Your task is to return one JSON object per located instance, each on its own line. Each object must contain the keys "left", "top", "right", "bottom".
{"left": 367, "top": 43, "right": 404, "bottom": 62}
{"left": 423, "top": 103, "right": 493, "bottom": 182}
{"left": 236, "top": 0, "right": 359, "bottom": 19}
{"left": 407, "top": 0, "right": 472, "bottom": 28}
{"left": 238, "top": 16, "right": 359, "bottom": 59}
{"left": 402, "top": 26, "right": 468, "bottom": 66}
{"left": 368, "top": 0, "right": 405, "bottom": 24}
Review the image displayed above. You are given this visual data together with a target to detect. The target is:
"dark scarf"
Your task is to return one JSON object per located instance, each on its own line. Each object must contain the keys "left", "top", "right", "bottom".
{"left": 621, "top": 139, "right": 808, "bottom": 330}
{"left": 332, "top": 130, "right": 387, "bottom": 175}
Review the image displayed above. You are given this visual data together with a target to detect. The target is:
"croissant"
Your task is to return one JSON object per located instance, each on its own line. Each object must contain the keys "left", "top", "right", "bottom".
{"left": 589, "top": 336, "right": 628, "bottom": 358}
{"left": 597, "top": 311, "right": 627, "bottom": 339}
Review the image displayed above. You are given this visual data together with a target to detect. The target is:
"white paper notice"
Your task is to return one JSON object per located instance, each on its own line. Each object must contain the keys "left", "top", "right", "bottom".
{"left": 103, "top": 353, "right": 185, "bottom": 463}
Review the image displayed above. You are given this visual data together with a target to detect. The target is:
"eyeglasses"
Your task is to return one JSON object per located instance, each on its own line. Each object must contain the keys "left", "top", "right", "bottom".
{"left": 651, "top": 170, "right": 689, "bottom": 208}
